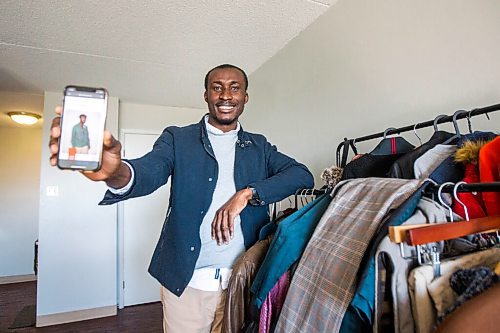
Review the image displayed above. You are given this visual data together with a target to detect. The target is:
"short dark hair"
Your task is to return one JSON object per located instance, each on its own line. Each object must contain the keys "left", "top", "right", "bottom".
{"left": 204, "top": 64, "right": 248, "bottom": 91}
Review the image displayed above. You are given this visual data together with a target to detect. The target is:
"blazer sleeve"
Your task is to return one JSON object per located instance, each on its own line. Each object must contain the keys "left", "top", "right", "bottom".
{"left": 100, "top": 128, "right": 175, "bottom": 205}
{"left": 248, "top": 140, "right": 314, "bottom": 205}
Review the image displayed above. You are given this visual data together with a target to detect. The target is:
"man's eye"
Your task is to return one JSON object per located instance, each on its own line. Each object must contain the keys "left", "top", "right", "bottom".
{"left": 213, "top": 86, "right": 222, "bottom": 91}
{"left": 231, "top": 86, "right": 239, "bottom": 92}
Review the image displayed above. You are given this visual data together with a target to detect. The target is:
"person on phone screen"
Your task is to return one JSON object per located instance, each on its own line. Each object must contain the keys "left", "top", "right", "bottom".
{"left": 71, "top": 114, "right": 90, "bottom": 154}
{"left": 49, "top": 64, "right": 314, "bottom": 333}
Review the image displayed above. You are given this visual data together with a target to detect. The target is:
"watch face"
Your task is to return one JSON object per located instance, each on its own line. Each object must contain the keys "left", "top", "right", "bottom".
{"left": 247, "top": 187, "right": 260, "bottom": 205}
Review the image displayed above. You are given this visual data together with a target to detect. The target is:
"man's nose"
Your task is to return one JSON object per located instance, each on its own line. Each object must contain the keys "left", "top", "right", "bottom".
{"left": 219, "top": 88, "right": 232, "bottom": 100}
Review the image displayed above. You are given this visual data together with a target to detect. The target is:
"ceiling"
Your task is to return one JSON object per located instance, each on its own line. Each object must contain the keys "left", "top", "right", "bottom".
{"left": 0, "top": 0, "right": 334, "bottom": 128}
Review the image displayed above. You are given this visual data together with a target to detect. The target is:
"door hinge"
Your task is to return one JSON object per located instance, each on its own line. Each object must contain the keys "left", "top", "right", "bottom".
{"left": 122, "top": 281, "right": 125, "bottom": 289}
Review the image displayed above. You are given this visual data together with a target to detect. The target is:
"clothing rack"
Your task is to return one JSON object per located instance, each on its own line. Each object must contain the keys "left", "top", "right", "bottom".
{"left": 336, "top": 102, "right": 500, "bottom": 167}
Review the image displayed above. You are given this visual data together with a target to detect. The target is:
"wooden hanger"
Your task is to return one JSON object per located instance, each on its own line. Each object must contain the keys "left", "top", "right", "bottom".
{"left": 405, "top": 216, "right": 500, "bottom": 246}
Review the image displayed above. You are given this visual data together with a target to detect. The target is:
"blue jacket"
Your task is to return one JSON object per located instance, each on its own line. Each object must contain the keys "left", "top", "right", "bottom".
{"left": 251, "top": 191, "right": 333, "bottom": 308}
{"left": 100, "top": 116, "right": 314, "bottom": 296}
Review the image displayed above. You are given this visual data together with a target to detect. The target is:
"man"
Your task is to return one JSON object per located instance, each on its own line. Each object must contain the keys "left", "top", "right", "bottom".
{"left": 49, "top": 64, "right": 314, "bottom": 332}
{"left": 71, "top": 114, "right": 90, "bottom": 153}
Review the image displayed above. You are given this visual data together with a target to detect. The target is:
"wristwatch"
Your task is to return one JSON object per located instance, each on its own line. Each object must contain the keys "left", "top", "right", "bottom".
{"left": 247, "top": 187, "right": 262, "bottom": 206}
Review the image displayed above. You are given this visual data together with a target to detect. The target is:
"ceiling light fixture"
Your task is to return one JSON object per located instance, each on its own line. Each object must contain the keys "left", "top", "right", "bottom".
{"left": 8, "top": 111, "right": 42, "bottom": 125}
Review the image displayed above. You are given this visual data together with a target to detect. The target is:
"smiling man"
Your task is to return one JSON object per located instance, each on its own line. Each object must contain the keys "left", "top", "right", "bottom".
{"left": 49, "top": 64, "right": 314, "bottom": 332}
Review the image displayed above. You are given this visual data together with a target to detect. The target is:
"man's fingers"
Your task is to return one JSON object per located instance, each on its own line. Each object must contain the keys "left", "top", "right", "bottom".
{"left": 213, "top": 211, "right": 223, "bottom": 245}
{"left": 103, "top": 130, "right": 120, "bottom": 150}
{"left": 221, "top": 210, "right": 230, "bottom": 244}
{"left": 49, "top": 155, "right": 57, "bottom": 166}
{"left": 50, "top": 116, "right": 61, "bottom": 137}
{"left": 225, "top": 210, "right": 236, "bottom": 241}
{"left": 228, "top": 212, "right": 235, "bottom": 240}
{"left": 49, "top": 107, "right": 63, "bottom": 164}
{"left": 49, "top": 115, "right": 61, "bottom": 157}
{"left": 211, "top": 218, "right": 215, "bottom": 240}
{"left": 49, "top": 143, "right": 58, "bottom": 155}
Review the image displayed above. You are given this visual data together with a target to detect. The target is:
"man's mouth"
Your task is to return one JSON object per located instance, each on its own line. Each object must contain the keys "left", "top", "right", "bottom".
{"left": 216, "top": 105, "right": 235, "bottom": 113}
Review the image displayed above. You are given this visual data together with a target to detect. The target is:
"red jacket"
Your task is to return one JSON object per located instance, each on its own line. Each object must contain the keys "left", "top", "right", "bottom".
{"left": 479, "top": 136, "right": 500, "bottom": 216}
{"left": 452, "top": 163, "right": 487, "bottom": 219}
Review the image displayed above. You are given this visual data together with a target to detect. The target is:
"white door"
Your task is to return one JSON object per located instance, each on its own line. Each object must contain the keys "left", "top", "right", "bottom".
{"left": 119, "top": 131, "right": 170, "bottom": 307}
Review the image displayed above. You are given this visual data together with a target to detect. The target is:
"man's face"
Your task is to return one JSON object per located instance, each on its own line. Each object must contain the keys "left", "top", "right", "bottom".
{"left": 204, "top": 67, "right": 249, "bottom": 131}
{"left": 80, "top": 115, "right": 86, "bottom": 124}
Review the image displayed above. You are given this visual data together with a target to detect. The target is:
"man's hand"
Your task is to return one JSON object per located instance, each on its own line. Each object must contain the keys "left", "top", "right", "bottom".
{"left": 49, "top": 106, "right": 130, "bottom": 188}
{"left": 211, "top": 188, "right": 253, "bottom": 245}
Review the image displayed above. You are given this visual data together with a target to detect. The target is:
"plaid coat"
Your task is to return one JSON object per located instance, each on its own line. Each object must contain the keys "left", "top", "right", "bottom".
{"left": 275, "top": 178, "right": 422, "bottom": 333}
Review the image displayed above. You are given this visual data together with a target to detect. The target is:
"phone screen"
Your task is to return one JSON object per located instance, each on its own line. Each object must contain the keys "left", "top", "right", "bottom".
{"left": 57, "top": 86, "right": 108, "bottom": 171}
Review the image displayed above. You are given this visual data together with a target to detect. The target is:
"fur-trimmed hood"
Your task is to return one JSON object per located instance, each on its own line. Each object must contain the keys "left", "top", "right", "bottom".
{"left": 454, "top": 140, "right": 490, "bottom": 165}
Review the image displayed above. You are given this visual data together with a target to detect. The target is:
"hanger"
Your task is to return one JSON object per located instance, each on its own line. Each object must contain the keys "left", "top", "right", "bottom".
{"left": 305, "top": 189, "right": 313, "bottom": 205}
{"left": 438, "top": 182, "right": 455, "bottom": 222}
{"left": 442, "top": 110, "right": 468, "bottom": 145}
{"left": 413, "top": 123, "right": 423, "bottom": 146}
{"left": 405, "top": 216, "right": 500, "bottom": 246}
{"left": 453, "top": 181, "right": 469, "bottom": 221}
{"left": 433, "top": 114, "right": 448, "bottom": 132}
{"left": 466, "top": 110, "right": 474, "bottom": 134}
{"left": 384, "top": 127, "right": 397, "bottom": 139}
{"left": 336, "top": 138, "right": 358, "bottom": 167}
{"left": 369, "top": 127, "right": 415, "bottom": 155}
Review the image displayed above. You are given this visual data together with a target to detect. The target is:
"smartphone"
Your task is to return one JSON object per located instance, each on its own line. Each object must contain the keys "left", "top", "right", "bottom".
{"left": 57, "top": 86, "right": 108, "bottom": 171}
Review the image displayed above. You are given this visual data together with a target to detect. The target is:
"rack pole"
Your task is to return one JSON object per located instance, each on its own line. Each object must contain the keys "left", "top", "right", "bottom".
{"left": 336, "top": 102, "right": 499, "bottom": 166}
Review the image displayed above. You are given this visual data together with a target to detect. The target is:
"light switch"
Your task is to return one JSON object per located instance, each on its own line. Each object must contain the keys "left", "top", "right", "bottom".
{"left": 46, "top": 186, "right": 59, "bottom": 197}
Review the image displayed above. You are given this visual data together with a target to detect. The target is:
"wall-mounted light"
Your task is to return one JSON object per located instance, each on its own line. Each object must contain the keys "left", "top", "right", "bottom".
{"left": 8, "top": 111, "right": 42, "bottom": 125}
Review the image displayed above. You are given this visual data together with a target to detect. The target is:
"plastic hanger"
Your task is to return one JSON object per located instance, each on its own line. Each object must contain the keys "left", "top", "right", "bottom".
{"left": 438, "top": 182, "right": 455, "bottom": 222}
{"left": 441, "top": 110, "right": 467, "bottom": 145}
{"left": 287, "top": 196, "right": 294, "bottom": 210}
{"left": 370, "top": 127, "right": 415, "bottom": 155}
{"left": 453, "top": 181, "right": 469, "bottom": 221}
{"left": 300, "top": 189, "right": 306, "bottom": 208}
{"left": 433, "top": 114, "right": 448, "bottom": 132}
{"left": 413, "top": 123, "right": 423, "bottom": 146}
{"left": 336, "top": 138, "right": 358, "bottom": 167}
{"left": 466, "top": 111, "right": 474, "bottom": 134}
{"left": 384, "top": 127, "right": 397, "bottom": 139}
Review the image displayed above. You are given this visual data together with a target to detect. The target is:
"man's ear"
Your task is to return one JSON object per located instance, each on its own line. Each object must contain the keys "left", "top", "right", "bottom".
{"left": 244, "top": 93, "right": 249, "bottom": 104}
{"left": 204, "top": 91, "right": 208, "bottom": 103}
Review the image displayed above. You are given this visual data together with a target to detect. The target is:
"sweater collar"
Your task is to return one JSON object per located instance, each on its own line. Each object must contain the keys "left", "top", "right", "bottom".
{"left": 203, "top": 115, "right": 240, "bottom": 136}
{"left": 200, "top": 114, "right": 249, "bottom": 144}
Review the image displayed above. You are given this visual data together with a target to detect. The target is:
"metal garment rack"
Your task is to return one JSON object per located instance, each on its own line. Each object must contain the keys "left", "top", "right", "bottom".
{"left": 336, "top": 102, "right": 500, "bottom": 167}
{"left": 431, "top": 181, "right": 500, "bottom": 193}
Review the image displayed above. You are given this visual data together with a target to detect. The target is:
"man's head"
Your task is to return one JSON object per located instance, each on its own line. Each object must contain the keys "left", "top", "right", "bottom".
{"left": 204, "top": 64, "right": 248, "bottom": 91}
{"left": 204, "top": 64, "right": 249, "bottom": 132}
{"left": 79, "top": 114, "right": 87, "bottom": 124}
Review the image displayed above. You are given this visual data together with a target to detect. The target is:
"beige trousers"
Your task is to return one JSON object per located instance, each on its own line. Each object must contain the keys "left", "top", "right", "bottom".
{"left": 75, "top": 146, "right": 89, "bottom": 154}
{"left": 161, "top": 286, "right": 226, "bottom": 333}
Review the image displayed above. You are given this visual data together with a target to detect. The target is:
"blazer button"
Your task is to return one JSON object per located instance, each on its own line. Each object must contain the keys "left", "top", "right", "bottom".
{"left": 208, "top": 178, "right": 213, "bottom": 182}
{"left": 190, "top": 246, "right": 195, "bottom": 252}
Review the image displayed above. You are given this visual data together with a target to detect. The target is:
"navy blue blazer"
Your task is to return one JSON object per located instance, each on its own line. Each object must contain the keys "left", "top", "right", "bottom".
{"left": 100, "top": 116, "right": 314, "bottom": 296}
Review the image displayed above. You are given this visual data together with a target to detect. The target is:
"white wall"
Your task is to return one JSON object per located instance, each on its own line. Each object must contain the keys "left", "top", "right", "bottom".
{"left": 36, "top": 91, "right": 119, "bottom": 321}
{"left": 119, "top": 101, "right": 204, "bottom": 132}
{"left": 244, "top": 0, "right": 500, "bottom": 184}
{"left": 0, "top": 126, "right": 42, "bottom": 278}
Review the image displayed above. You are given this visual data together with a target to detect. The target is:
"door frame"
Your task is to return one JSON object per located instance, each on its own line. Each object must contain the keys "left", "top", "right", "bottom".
{"left": 117, "top": 129, "right": 161, "bottom": 309}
